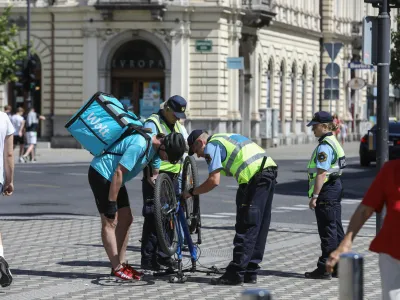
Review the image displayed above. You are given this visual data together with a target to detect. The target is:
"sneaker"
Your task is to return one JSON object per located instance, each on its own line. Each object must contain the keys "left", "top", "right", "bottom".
{"left": 18, "top": 157, "right": 25, "bottom": 163}
{"left": 112, "top": 266, "right": 134, "bottom": 281}
{"left": 0, "top": 256, "right": 13, "bottom": 287}
{"left": 122, "top": 263, "right": 143, "bottom": 280}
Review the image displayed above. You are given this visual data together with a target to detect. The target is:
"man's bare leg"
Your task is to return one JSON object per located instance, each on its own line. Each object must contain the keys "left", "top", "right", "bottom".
{"left": 100, "top": 215, "right": 120, "bottom": 270}
{"left": 115, "top": 207, "right": 133, "bottom": 264}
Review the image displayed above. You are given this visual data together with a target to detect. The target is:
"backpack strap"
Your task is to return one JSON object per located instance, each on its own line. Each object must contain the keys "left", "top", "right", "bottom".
{"left": 103, "top": 124, "right": 152, "bottom": 161}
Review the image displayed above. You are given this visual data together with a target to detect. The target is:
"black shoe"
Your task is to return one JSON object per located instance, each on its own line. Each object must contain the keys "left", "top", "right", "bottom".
{"left": 210, "top": 275, "right": 243, "bottom": 286}
{"left": 140, "top": 262, "right": 161, "bottom": 271}
{"left": 305, "top": 268, "right": 332, "bottom": 280}
{"left": 157, "top": 257, "right": 178, "bottom": 269}
{"left": 0, "top": 256, "right": 12, "bottom": 287}
{"left": 332, "top": 270, "right": 338, "bottom": 278}
{"left": 244, "top": 274, "right": 257, "bottom": 284}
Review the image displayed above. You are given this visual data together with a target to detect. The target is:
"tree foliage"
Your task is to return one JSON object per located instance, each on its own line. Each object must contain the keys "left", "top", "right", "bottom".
{"left": 0, "top": 6, "right": 27, "bottom": 85}
{"left": 390, "top": 16, "right": 400, "bottom": 87}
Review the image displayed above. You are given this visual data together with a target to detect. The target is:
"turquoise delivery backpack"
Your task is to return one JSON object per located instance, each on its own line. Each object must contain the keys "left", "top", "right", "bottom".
{"left": 65, "top": 91, "right": 151, "bottom": 157}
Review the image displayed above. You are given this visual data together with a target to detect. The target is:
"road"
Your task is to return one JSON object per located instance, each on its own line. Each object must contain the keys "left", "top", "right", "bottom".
{"left": 5, "top": 157, "right": 378, "bottom": 228}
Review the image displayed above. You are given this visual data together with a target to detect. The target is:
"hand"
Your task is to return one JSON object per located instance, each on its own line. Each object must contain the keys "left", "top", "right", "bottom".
{"left": 3, "top": 183, "right": 14, "bottom": 196}
{"left": 182, "top": 191, "right": 191, "bottom": 200}
{"left": 309, "top": 197, "right": 317, "bottom": 210}
{"left": 326, "top": 241, "right": 351, "bottom": 273}
{"left": 18, "top": 132, "right": 23, "bottom": 137}
{"left": 104, "top": 200, "right": 118, "bottom": 220}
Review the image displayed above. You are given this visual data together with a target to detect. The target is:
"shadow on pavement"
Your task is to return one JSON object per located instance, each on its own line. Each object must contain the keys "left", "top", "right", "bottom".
{"left": 91, "top": 276, "right": 155, "bottom": 287}
{"left": 75, "top": 243, "right": 141, "bottom": 253}
{"left": 12, "top": 268, "right": 101, "bottom": 280}
{"left": 259, "top": 269, "right": 304, "bottom": 279}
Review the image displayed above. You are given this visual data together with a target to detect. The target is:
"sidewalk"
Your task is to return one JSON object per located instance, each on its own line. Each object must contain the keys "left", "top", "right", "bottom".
{"left": 0, "top": 216, "right": 380, "bottom": 300}
{"left": 15, "top": 141, "right": 361, "bottom": 164}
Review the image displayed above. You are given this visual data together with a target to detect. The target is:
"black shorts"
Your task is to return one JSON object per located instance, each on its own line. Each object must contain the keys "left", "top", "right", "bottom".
{"left": 88, "top": 166, "right": 130, "bottom": 214}
{"left": 13, "top": 135, "right": 24, "bottom": 145}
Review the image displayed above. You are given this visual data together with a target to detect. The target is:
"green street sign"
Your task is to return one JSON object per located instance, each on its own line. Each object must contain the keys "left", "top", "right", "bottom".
{"left": 195, "top": 40, "right": 212, "bottom": 52}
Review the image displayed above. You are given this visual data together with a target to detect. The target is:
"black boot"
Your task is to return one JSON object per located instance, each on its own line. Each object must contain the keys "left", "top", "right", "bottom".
{"left": 210, "top": 274, "right": 243, "bottom": 286}
{"left": 304, "top": 268, "right": 332, "bottom": 280}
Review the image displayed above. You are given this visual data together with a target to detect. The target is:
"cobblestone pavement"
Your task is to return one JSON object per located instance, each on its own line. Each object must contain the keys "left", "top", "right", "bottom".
{"left": 0, "top": 216, "right": 380, "bottom": 300}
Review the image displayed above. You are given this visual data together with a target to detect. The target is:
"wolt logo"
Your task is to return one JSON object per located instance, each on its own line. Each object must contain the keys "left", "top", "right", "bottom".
{"left": 86, "top": 112, "right": 109, "bottom": 137}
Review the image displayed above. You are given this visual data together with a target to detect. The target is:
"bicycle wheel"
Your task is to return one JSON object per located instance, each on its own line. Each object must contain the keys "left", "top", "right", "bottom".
{"left": 154, "top": 173, "right": 179, "bottom": 257}
{"left": 182, "top": 156, "right": 201, "bottom": 234}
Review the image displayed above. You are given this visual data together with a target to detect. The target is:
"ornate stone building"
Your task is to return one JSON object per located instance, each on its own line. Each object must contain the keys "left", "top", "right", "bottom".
{"left": 0, "top": 0, "right": 396, "bottom": 147}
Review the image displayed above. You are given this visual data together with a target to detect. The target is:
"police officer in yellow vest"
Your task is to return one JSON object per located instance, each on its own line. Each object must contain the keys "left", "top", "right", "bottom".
{"left": 305, "top": 111, "right": 346, "bottom": 280}
{"left": 140, "top": 95, "right": 189, "bottom": 271}
{"left": 183, "top": 130, "right": 278, "bottom": 285}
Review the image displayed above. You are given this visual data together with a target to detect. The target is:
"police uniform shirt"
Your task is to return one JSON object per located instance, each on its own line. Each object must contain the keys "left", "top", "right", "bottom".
{"left": 204, "top": 141, "right": 227, "bottom": 174}
{"left": 315, "top": 141, "right": 334, "bottom": 171}
{"left": 144, "top": 111, "right": 188, "bottom": 140}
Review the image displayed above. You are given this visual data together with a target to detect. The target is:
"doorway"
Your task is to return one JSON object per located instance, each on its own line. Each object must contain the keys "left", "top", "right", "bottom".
{"left": 111, "top": 76, "right": 164, "bottom": 116}
{"left": 110, "top": 39, "right": 165, "bottom": 117}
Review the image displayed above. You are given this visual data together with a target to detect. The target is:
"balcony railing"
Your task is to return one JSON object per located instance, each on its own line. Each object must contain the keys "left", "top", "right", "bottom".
{"left": 241, "top": 0, "right": 276, "bottom": 28}
{"left": 94, "top": 0, "right": 166, "bottom": 9}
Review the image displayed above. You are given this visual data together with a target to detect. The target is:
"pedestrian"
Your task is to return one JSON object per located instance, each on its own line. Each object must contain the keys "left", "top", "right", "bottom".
{"left": 21, "top": 107, "right": 45, "bottom": 162}
{"left": 327, "top": 159, "right": 400, "bottom": 300}
{"left": 182, "top": 130, "right": 278, "bottom": 285}
{"left": 10, "top": 107, "right": 26, "bottom": 162}
{"left": 332, "top": 113, "right": 341, "bottom": 138}
{"left": 0, "top": 110, "right": 15, "bottom": 287}
{"left": 88, "top": 131, "right": 185, "bottom": 280}
{"left": 305, "top": 111, "right": 346, "bottom": 279}
{"left": 140, "top": 95, "right": 188, "bottom": 271}
{"left": 340, "top": 122, "right": 347, "bottom": 146}
{"left": 3, "top": 105, "right": 11, "bottom": 118}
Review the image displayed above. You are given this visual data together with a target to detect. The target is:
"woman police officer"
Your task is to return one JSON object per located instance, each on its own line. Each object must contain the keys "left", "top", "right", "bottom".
{"left": 304, "top": 111, "right": 346, "bottom": 280}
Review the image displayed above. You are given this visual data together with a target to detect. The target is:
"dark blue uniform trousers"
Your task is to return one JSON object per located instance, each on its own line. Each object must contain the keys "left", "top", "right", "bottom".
{"left": 225, "top": 168, "right": 277, "bottom": 280}
{"left": 315, "top": 179, "right": 345, "bottom": 271}
{"left": 140, "top": 171, "right": 179, "bottom": 266}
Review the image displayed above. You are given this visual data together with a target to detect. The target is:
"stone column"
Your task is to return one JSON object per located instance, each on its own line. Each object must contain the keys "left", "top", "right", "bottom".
{"left": 82, "top": 28, "right": 99, "bottom": 100}
{"left": 228, "top": 18, "right": 242, "bottom": 133}
{"left": 170, "top": 21, "right": 190, "bottom": 100}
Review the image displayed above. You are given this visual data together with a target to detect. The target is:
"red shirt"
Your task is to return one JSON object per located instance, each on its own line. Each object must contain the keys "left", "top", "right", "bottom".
{"left": 361, "top": 160, "right": 400, "bottom": 260}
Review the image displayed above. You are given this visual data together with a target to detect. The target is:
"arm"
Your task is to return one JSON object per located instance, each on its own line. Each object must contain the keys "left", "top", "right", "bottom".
{"left": 191, "top": 170, "right": 220, "bottom": 196}
{"left": 39, "top": 115, "right": 46, "bottom": 121}
{"left": 3, "top": 134, "right": 14, "bottom": 196}
{"left": 19, "top": 120, "right": 25, "bottom": 136}
{"left": 313, "top": 168, "right": 327, "bottom": 195}
{"left": 146, "top": 168, "right": 159, "bottom": 188}
{"left": 109, "top": 164, "right": 128, "bottom": 202}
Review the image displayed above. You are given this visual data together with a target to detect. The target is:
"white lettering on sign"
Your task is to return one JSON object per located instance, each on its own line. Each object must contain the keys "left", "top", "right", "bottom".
{"left": 112, "top": 59, "right": 164, "bottom": 69}
{"left": 86, "top": 112, "right": 109, "bottom": 138}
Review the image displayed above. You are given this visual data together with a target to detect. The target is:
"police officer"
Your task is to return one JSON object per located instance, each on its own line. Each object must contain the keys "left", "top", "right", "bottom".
{"left": 304, "top": 111, "right": 346, "bottom": 279}
{"left": 182, "top": 130, "right": 278, "bottom": 285}
{"left": 140, "top": 95, "right": 189, "bottom": 271}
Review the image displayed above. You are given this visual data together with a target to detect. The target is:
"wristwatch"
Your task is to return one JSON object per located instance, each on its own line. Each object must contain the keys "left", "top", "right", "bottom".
{"left": 188, "top": 188, "right": 195, "bottom": 197}
{"left": 312, "top": 194, "right": 319, "bottom": 199}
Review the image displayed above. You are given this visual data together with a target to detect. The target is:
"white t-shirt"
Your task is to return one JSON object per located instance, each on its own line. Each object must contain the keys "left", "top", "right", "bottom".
{"left": 0, "top": 112, "right": 15, "bottom": 185}
{"left": 10, "top": 114, "right": 24, "bottom": 135}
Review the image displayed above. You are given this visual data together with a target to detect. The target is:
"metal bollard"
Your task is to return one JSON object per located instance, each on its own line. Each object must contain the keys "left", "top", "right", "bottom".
{"left": 339, "top": 252, "right": 364, "bottom": 300}
{"left": 242, "top": 289, "right": 272, "bottom": 300}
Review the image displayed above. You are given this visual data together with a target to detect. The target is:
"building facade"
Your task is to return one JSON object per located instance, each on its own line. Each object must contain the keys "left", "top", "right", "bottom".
{"left": 0, "top": 0, "right": 396, "bottom": 147}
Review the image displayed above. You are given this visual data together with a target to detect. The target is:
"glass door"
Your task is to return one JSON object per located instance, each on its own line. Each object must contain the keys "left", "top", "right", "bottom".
{"left": 111, "top": 79, "right": 137, "bottom": 113}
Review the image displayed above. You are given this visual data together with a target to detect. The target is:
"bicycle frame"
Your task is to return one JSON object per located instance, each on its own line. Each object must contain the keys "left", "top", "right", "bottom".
{"left": 174, "top": 198, "right": 198, "bottom": 271}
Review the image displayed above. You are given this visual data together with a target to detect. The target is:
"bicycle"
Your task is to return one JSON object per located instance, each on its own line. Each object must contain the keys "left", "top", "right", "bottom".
{"left": 152, "top": 156, "right": 220, "bottom": 283}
